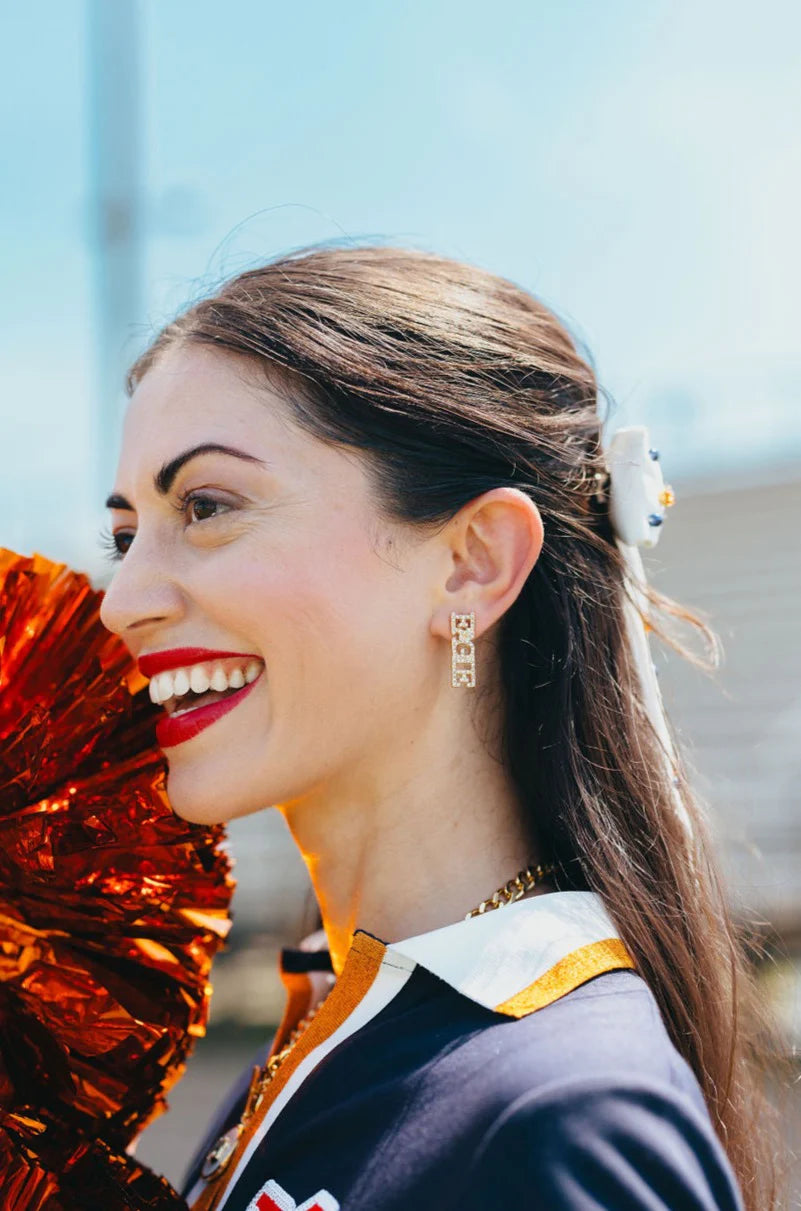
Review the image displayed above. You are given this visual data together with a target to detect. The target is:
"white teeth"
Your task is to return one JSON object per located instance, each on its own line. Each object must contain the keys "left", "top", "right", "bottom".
{"left": 190, "top": 665, "right": 211, "bottom": 695}
{"left": 210, "top": 666, "right": 229, "bottom": 693}
{"left": 147, "top": 658, "right": 264, "bottom": 707}
{"left": 156, "top": 671, "right": 174, "bottom": 703}
{"left": 172, "top": 669, "right": 190, "bottom": 697}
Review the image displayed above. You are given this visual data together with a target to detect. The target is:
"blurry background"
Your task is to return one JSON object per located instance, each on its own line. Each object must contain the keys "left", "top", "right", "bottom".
{"left": 1, "top": 0, "right": 799, "bottom": 1199}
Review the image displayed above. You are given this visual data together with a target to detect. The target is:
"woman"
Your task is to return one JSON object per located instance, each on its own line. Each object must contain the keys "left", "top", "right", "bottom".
{"left": 99, "top": 244, "right": 783, "bottom": 1211}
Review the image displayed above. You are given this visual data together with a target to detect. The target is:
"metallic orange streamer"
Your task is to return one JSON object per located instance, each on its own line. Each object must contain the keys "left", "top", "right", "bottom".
{"left": 0, "top": 548, "right": 236, "bottom": 1208}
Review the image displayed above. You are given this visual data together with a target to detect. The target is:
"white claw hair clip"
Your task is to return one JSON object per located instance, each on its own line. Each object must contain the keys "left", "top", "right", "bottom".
{"left": 606, "top": 427, "right": 675, "bottom": 548}
{"left": 601, "top": 427, "right": 693, "bottom": 848}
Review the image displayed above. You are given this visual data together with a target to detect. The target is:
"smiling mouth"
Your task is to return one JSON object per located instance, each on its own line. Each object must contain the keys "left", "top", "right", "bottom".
{"left": 151, "top": 659, "right": 266, "bottom": 716}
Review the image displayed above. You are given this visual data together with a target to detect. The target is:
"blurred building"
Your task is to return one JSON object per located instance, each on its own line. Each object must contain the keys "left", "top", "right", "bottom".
{"left": 647, "top": 467, "right": 801, "bottom": 949}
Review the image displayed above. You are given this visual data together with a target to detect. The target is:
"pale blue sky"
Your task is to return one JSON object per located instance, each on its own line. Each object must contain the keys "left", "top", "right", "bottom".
{"left": 2, "top": 0, "right": 799, "bottom": 578}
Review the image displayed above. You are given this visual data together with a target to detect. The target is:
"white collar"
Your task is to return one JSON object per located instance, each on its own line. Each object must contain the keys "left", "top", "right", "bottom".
{"left": 379, "top": 890, "right": 635, "bottom": 1016}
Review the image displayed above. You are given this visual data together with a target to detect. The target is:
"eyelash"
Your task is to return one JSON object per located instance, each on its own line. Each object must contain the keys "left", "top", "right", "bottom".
{"left": 98, "top": 491, "right": 232, "bottom": 563}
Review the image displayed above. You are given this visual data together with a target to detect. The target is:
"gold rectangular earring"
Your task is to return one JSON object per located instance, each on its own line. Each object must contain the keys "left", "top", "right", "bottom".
{"left": 451, "top": 611, "right": 476, "bottom": 688}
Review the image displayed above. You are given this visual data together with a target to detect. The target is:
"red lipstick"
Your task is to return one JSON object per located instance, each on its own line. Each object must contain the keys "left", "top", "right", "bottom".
{"left": 138, "top": 648, "right": 261, "bottom": 679}
{"left": 155, "top": 676, "right": 261, "bottom": 748}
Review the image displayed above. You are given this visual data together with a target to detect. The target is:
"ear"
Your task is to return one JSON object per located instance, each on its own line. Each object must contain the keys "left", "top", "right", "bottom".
{"left": 430, "top": 487, "right": 544, "bottom": 642}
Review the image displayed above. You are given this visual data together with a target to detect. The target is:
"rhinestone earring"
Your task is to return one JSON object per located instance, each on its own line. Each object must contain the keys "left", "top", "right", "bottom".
{"left": 451, "top": 611, "right": 476, "bottom": 688}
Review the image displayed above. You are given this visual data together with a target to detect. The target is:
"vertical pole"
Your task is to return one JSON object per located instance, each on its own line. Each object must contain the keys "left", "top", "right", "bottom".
{"left": 86, "top": 0, "right": 144, "bottom": 556}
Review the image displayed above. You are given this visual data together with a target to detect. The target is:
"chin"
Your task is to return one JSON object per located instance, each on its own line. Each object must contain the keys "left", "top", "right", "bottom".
{"left": 161, "top": 766, "right": 233, "bottom": 827}
{"left": 162, "top": 762, "right": 270, "bottom": 827}
{"left": 166, "top": 797, "right": 231, "bottom": 828}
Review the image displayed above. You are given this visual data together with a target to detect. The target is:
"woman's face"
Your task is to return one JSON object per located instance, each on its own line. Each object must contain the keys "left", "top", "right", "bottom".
{"left": 99, "top": 344, "right": 442, "bottom": 826}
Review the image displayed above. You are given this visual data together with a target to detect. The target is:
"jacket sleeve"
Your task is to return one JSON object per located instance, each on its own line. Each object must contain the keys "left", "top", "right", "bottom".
{"left": 464, "top": 1074, "right": 746, "bottom": 1210}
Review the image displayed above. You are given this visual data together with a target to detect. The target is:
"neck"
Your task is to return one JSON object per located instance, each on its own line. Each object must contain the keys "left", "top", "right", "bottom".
{"left": 278, "top": 704, "right": 548, "bottom": 975}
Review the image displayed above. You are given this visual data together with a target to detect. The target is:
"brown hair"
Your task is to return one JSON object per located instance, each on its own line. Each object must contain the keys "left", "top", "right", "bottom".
{"left": 128, "top": 242, "right": 790, "bottom": 1208}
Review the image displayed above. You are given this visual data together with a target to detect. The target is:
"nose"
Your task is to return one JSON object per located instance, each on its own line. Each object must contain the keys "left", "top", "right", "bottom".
{"left": 98, "top": 529, "right": 185, "bottom": 641}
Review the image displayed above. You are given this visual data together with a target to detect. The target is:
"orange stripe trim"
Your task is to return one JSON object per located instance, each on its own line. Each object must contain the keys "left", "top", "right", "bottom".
{"left": 493, "top": 937, "right": 636, "bottom": 1018}
{"left": 190, "top": 933, "right": 386, "bottom": 1211}
{"left": 271, "top": 970, "right": 314, "bottom": 1057}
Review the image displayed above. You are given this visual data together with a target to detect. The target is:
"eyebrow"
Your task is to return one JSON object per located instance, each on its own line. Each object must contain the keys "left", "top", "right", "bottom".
{"left": 104, "top": 443, "right": 267, "bottom": 511}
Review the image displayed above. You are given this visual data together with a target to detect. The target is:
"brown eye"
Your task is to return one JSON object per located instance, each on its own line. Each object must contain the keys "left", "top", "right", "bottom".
{"left": 178, "top": 492, "right": 233, "bottom": 524}
{"left": 188, "top": 496, "right": 222, "bottom": 522}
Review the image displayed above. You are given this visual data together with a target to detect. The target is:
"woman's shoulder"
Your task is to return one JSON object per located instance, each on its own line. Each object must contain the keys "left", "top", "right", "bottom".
{"left": 438, "top": 969, "right": 745, "bottom": 1208}
{"left": 486, "top": 966, "right": 702, "bottom": 1102}
{"left": 348, "top": 892, "right": 716, "bottom": 1128}
{"left": 460, "top": 1062, "right": 746, "bottom": 1210}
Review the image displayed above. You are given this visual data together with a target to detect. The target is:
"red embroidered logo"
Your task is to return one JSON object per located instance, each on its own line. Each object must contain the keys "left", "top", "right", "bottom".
{"left": 246, "top": 1178, "right": 339, "bottom": 1211}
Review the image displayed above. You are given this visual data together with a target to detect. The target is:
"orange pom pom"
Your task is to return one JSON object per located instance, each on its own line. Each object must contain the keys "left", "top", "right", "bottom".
{"left": 0, "top": 547, "right": 235, "bottom": 1206}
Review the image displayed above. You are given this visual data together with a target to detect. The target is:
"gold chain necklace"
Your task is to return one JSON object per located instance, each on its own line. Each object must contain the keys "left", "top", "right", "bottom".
{"left": 200, "top": 861, "right": 556, "bottom": 1182}
{"left": 464, "top": 861, "right": 557, "bottom": 919}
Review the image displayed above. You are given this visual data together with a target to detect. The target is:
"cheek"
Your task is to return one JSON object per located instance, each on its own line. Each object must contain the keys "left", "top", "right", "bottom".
{"left": 218, "top": 526, "right": 410, "bottom": 695}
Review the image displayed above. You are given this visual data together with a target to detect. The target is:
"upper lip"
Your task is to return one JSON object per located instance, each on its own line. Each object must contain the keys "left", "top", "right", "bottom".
{"left": 138, "top": 648, "right": 262, "bottom": 679}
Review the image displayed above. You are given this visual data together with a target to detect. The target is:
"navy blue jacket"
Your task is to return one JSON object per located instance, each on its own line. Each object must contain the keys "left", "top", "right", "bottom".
{"left": 183, "top": 892, "right": 745, "bottom": 1211}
